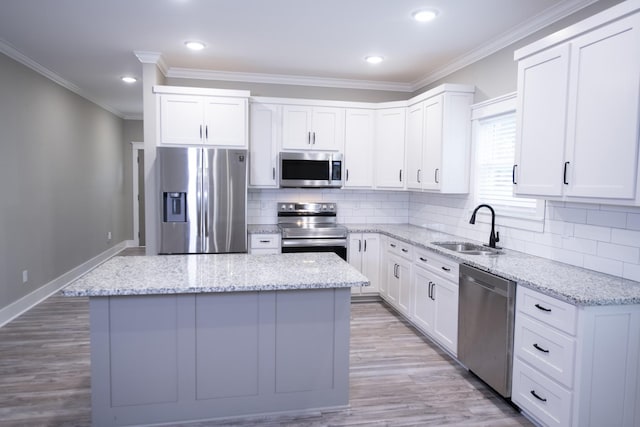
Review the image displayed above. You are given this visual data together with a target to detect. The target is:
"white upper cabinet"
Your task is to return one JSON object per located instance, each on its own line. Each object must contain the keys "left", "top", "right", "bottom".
{"left": 249, "top": 102, "right": 281, "bottom": 188}
{"left": 514, "top": 45, "right": 570, "bottom": 197}
{"left": 281, "top": 105, "right": 345, "bottom": 151}
{"left": 405, "top": 103, "right": 424, "bottom": 190}
{"left": 344, "top": 109, "right": 375, "bottom": 188}
{"left": 155, "top": 86, "right": 249, "bottom": 148}
{"left": 375, "top": 107, "right": 406, "bottom": 189}
{"left": 403, "top": 87, "right": 473, "bottom": 193}
{"left": 514, "top": 5, "right": 640, "bottom": 205}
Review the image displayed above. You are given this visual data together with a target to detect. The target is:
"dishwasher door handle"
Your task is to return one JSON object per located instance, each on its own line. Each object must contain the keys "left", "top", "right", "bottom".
{"left": 462, "top": 275, "right": 508, "bottom": 297}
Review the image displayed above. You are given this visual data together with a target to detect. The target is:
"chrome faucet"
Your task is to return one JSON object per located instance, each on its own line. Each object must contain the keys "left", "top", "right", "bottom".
{"left": 469, "top": 204, "right": 500, "bottom": 248}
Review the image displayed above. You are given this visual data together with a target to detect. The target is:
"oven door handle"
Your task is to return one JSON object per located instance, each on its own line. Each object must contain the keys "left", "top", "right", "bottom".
{"left": 281, "top": 238, "right": 348, "bottom": 248}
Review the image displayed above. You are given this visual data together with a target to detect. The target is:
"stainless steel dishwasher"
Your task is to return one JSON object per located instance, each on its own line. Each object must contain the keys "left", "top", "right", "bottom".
{"left": 458, "top": 264, "right": 516, "bottom": 398}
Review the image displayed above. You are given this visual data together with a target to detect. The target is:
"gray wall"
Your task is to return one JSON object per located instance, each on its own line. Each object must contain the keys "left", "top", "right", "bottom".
{"left": 415, "top": 0, "right": 625, "bottom": 101}
{"left": 165, "top": 78, "right": 410, "bottom": 102}
{"left": 0, "top": 52, "right": 130, "bottom": 311}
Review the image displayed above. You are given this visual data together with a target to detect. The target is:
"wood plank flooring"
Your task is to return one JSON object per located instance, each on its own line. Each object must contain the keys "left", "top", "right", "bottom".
{"left": 0, "top": 264, "right": 531, "bottom": 426}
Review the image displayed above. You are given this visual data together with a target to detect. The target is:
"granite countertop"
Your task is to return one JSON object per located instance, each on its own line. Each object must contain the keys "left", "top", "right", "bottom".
{"left": 62, "top": 253, "right": 369, "bottom": 297}
{"left": 248, "top": 223, "right": 640, "bottom": 306}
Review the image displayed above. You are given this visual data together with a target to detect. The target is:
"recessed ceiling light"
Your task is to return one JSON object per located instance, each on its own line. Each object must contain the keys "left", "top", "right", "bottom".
{"left": 412, "top": 9, "right": 438, "bottom": 22}
{"left": 365, "top": 56, "right": 384, "bottom": 64}
{"left": 121, "top": 76, "right": 137, "bottom": 83}
{"left": 184, "top": 41, "right": 206, "bottom": 51}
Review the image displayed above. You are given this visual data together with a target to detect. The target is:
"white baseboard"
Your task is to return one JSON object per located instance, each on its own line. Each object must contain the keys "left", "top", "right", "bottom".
{"left": 0, "top": 240, "right": 132, "bottom": 328}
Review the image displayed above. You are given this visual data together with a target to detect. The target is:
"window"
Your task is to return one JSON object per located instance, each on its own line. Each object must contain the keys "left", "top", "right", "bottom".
{"left": 472, "top": 94, "right": 544, "bottom": 228}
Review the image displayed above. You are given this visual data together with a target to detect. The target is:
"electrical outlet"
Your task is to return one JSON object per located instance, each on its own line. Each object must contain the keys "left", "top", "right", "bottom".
{"left": 22, "top": 270, "right": 28, "bottom": 284}
{"left": 107, "top": 231, "right": 112, "bottom": 240}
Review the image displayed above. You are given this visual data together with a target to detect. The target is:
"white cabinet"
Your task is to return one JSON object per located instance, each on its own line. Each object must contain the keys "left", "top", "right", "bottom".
{"left": 159, "top": 94, "right": 248, "bottom": 147}
{"left": 344, "top": 109, "right": 375, "bottom": 188}
{"left": 248, "top": 233, "right": 280, "bottom": 255}
{"left": 383, "top": 238, "right": 413, "bottom": 316}
{"left": 512, "top": 286, "right": 640, "bottom": 427}
{"left": 348, "top": 233, "right": 380, "bottom": 295}
{"left": 514, "top": 7, "right": 640, "bottom": 205}
{"left": 405, "top": 88, "right": 473, "bottom": 193}
{"left": 375, "top": 108, "right": 406, "bottom": 189}
{"left": 281, "top": 105, "right": 344, "bottom": 151}
{"left": 249, "top": 102, "right": 280, "bottom": 187}
{"left": 412, "top": 249, "right": 459, "bottom": 355}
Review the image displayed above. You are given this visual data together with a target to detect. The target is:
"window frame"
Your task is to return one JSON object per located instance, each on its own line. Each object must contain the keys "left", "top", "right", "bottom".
{"left": 471, "top": 93, "right": 545, "bottom": 232}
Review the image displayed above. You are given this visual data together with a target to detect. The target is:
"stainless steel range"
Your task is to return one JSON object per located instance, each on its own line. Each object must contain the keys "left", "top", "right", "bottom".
{"left": 277, "top": 202, "right": 348, "bottom": 260}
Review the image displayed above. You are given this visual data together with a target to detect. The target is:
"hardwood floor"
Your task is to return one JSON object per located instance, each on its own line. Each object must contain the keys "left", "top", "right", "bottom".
{"left": 0, "top": 287, "right": 531, "bottom": 426}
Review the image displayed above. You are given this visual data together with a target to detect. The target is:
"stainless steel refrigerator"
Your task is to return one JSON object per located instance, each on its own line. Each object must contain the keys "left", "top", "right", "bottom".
{"left": 158, "top": 147, "right": 247, "bottom": 254}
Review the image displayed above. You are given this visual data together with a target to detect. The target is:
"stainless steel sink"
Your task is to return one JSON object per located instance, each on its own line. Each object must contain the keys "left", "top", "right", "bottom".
{"left": 432, "top": 241, "right": 502, "bottom": 255}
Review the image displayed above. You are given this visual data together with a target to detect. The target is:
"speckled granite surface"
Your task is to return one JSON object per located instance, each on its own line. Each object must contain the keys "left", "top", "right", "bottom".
{"left": 341, "top": 223, "right": 640, "bottom": 307}
{"left": 62, "top": 253, "right": 369, "bottom": 297}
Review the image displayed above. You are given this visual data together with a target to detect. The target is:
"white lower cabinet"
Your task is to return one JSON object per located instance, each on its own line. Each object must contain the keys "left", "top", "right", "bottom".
{"left": 382, "top": 238, "right": 412, "bottom": 316}
{"left": 512, "top": 286, "right": 640, "bottom": 427}
{"left": 248, "top": 233, "right": 280, "bottom": 255}
{"left": 411, "top": 249, "right": 459, "bottom": 355}
{"left": 348, "top": 233, "right": 380, "bottom": 296}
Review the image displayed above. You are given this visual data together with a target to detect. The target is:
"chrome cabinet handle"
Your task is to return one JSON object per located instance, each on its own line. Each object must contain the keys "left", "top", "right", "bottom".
{"left": 272, "top": 167, "right": 276, "bottom": 180}
{"left": 512, "top": 164, "right": 518, "bottom": 184}
{"left": 390, "top": 243, "right": 396, "bottom": 248}
{"left": 199, "top": 125, "right": 203, "bottom": 139}
{"left": 428, "top": 281, "right": 432, "bottom": 299}
{"left": 358, "top": 239, "right": 362, "bottom": 252}
{"left": 346, "top": 169, "right": 349, "bottom": 181}
{"left": 312, "top": 132, "right": 316, "bottom": 144}
{"left": 563, "top": 162, "right": 570, "bottom": 185}
{"left": 419, "top": 257, "right": 427, "bottom": 263}
{"left": 364, "top": 240, "right": 367, "bottom": 252}
{"left": 417, "top": 169, "right": 421, "bottom": 183}
{"left": 434, "top": 168, "right": 440, "bottom": 184}
{"left": 259, "top": 240, "right": 270, "bottom": 243}
{"left": 399, "top": 169, "right": 403, "bottom": 182}
{"left": 205, "top": 125, "right": 208, "bottom": 139}
{"left": 307, "top": 131, "right": 311, "bottom": 144}
{"left": 441, "top": 266, "right": 451, "bottom": 272}
{"left": 401, "top": 248, "right": 408, "bottom": 253}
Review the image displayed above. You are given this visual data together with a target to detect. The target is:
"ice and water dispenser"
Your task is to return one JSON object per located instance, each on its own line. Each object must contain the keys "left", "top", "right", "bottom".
{"left": 163, "top": 192, "right": 186, "bottom": 222}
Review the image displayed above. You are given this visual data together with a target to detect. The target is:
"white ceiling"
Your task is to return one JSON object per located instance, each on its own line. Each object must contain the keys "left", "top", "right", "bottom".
{"left": 0, "top": 0, "right": 598, "bottom": 118}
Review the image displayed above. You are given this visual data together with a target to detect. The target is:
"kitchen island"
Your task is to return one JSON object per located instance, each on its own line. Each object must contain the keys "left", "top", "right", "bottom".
{"left": 62, "top": 253, "right": 369, "bottom": 427}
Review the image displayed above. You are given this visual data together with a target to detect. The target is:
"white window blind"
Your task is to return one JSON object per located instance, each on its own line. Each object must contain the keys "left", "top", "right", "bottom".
{"left": 476, "top": 113, "right": 540, "bottom": 219}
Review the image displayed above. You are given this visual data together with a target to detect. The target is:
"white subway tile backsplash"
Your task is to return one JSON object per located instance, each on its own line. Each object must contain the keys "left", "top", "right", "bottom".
{"left": 627, "top": 213, "right": 640, "bottom": 231}
{"left": 574, "top": 224, "right": 611, "bottom": 242}
{"left": 587, "top": 210, "right": 627, "bottom": 228}
{"left": 583, "top": 255, "right": 624, "bottom": 277}
{"left": 562, "top": 237, "right": 598, "bottom": 255}
{"left": 597, "top": 242, "right": 640, "bottom": 263}
{"left": 611, "top": 228, "right": 640, "bottom": 247}
{"left": 623, "top": 263, "right": 640, "bottom": 282}
{"left": 551, "top": 206, "right": 588, "bottom": 224}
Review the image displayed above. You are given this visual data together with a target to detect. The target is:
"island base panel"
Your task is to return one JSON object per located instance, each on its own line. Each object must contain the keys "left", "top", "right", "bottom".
{"left": 89, "top": 288, "right": 350, "bottom": 426}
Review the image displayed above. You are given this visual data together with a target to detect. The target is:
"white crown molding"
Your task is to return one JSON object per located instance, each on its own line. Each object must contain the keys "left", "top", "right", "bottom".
{"left": 166, "top": 67, "right": 414, "bottom": 93}
{"left": 410, "top": 0, "right": 599, "bottom": 90}
{"left": 134, "top": 51, "right": 168, "bottom": 75}
{"left": 0, "top": 37, "right": 125, "bottom": 118}
{"left": 122, "top": 113, "right": 143, "bottom": 120}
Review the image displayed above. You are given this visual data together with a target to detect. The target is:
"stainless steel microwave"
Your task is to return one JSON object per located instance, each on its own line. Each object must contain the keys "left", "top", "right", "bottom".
{"left": 279, "top": 152, "right": 343, "bottom": 188}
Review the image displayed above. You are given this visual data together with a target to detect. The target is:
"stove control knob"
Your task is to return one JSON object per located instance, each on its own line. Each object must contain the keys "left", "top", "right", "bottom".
{"left": 329, "top": 205, "right": 335, "bottom": 210}
{"left": 288, "top": 204, "right": 294, "bottom": 210}
{"left": 280, "top": 204, "right": 287, "bottom": 210}
{"left": 321, "top": 204, "right": 327, "bottom": 210}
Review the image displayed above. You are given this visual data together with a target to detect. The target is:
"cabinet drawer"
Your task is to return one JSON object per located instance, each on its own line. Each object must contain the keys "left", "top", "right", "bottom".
{"left": 515, "top": 314, "right": 576, "bottom": 388}
{"left": 387, "top": 238, "right": 412, "bottom": 260}
{"left": 414, "top": 248, "right": 459, "bottom": 281}
{"left": 517, "top": 287, "right": 577, "bottom": 335}
{"left": 512, "top": 358, "right": 572, "bottom": 427}
{"left": 250, "top": 234, "right": 280, "bottom": 249}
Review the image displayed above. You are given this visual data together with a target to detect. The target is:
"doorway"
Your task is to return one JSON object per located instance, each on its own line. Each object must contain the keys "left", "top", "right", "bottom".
{"left": 131, "top": 142, "right": 145, "bottom": 246}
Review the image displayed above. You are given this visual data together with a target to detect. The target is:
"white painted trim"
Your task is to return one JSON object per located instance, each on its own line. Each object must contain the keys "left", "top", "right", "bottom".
{"left": 0, "top": 37, "right": 125, "bottom": 119}
{"left": 134, "top": 51, "right": 169, "bottom": 76}
{"left": 166, "top": 67, "right": 414, "bottom": 93}
{"left": 0, "top": 240, "right": 134, "bottom": 328}
{"left": 471, "top": 92, "right": 517, "bottom": 120}
{"left": 153, "top": 84, "right": 250, "bottom": 98}
{"left": 131, "top": 142, "right": 144, "bottom": 247}
{"left": 411, "top": 0, "right": 600, "bottom": 90}
{"left": 515, "top": 0, "right": 640, "bottom": 60}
